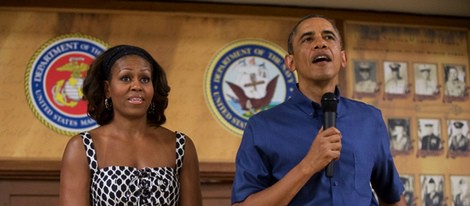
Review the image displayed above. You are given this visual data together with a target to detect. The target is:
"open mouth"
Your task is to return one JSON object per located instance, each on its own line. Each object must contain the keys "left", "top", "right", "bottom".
{"left": 313, "top": 55, "right": 331, "bottom": 63}
{"left": 128, "top": 97, "right": 144, "bottom": 103}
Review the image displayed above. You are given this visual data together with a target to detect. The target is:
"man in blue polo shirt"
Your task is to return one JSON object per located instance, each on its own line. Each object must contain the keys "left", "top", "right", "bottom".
{"left": 231, "top": 14, "right": 405, "bottom": 205}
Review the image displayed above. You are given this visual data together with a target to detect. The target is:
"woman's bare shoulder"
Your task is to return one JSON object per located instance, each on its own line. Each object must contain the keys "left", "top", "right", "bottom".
{"left": 152, "top": 126, "right": 178, "bottom": 139}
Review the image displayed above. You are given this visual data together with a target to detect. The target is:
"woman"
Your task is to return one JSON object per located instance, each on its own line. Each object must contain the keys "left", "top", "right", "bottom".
{"left": 60, "top": 45, "right": 202, "bottom": 205}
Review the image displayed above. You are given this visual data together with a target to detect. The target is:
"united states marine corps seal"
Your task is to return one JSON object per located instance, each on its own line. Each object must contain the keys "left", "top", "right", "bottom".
{"left": 204, "top": 39, "right": 297, "bottom": 136}
{"left": 25, "top": 34, "right": 108, "bottom": 136}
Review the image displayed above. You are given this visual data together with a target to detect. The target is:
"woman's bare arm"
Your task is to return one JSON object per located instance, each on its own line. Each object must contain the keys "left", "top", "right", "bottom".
{"left": 59, "top": 135, "right": 91, "bottom": 206}
{"left": 178, "top": 136, "right": 202, "bottom": 206}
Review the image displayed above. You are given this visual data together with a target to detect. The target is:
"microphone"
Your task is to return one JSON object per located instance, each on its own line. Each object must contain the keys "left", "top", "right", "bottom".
{"left": 321, "top": 92, "right": 338, "bottom": 178}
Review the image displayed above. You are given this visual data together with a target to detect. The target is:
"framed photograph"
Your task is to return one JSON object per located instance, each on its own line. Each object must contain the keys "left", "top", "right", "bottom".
{"left": 388, "top": 118, "right": 412, "bottom": 155}
{"left": 418, "top": 118, "right": 443, "bottom": 157}
{"left": 354, "top": 60, "right": 379, "bottom": 94}
{"left": 450, "top": 175, "right": 470, "bottom": 206}
{"left": 444, "top": 64, "right": 467, "bottom": 98}
{"left": 384, "top": 61, "right": 408, "bottom": 95}
{"left": 400, "top": 174, "right": 416, "bottom": 206}
{"left": 420, "top": 175, "right": 445, "bottom": 206}
{"left": 413, "top": 63, "right": 439, "bottom": 98}
{"left": 447, "top": 120, "right": 470, "bottom": 157}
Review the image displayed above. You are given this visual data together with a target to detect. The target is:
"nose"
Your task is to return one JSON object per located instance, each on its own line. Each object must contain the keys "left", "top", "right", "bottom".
{"left": 313, "top": 37, "right": 327, "bottom": 49}
{"left": 314, "top": 41, "right": 327, "bottom": 49}
{"left": 131, "top": 80, "right": 142, "bottom": 91}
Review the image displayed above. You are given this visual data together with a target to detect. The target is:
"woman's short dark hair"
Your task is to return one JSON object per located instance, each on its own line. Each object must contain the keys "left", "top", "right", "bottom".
{"left": 82, "top": 45, "right": 170, "bottom": 126}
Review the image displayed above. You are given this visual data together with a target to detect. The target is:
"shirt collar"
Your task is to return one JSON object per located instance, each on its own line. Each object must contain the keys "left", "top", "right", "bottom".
{"left": 290, "top": 84, "right": 342, "bottom": 118}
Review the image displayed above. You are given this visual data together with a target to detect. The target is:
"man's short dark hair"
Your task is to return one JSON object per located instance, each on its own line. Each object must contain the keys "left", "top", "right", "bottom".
{"left": 287, "top": 14, "right": 343, "bottom": 54}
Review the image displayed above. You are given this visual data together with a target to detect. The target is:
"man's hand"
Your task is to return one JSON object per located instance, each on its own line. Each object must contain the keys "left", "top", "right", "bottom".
{"left": 300, "top": 127, "right": 342, "bottom": 175}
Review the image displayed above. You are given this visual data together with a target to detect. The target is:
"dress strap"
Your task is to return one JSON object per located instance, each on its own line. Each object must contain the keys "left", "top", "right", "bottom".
{"left": 175, "top": 132, "right": 186, "bottom": 175}
{"left": 80, "top": 132, "right": 99, "bottom": 174}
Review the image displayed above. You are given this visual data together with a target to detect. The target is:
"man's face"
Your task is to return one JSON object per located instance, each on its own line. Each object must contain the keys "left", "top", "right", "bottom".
{"left": 449, "top": 68, "right": 458, "bottom": 80}
{"left": 359, "top": 70, "right": 370, "bottom": 80}
{"left": 395, "top": 125, "right": 404, "bottom": 134}
{"left": 421, "top": 70, "right": 430, "bottom": 79}
{"left": 285, "top": 17, "right": 346, "bottom": 85}
{"left": 460, "top": 181, "right": 468, "bottom": 193}
{"left": 428, "top": 182, "right": 436, "bottom": 192}
{"left": 424, "top": 126, "right": 434, "bottom": 135}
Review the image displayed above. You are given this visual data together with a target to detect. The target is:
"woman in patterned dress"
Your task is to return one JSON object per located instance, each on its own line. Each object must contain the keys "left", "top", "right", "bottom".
{"left": 60, "top": 45, "right": 202, "bottom": 206}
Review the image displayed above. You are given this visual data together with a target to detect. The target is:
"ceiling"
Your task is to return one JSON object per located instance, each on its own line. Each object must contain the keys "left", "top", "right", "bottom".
{"left": 188, "top": 0, "right": 470, "bottom": 18}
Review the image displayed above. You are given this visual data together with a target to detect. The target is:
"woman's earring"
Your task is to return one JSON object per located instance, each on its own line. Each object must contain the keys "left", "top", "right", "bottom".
{"left": 148, "top": 102, "right": 155, "bottom": 114}
{"left": 105, "top": 98, "right": 112, "bottom": 110}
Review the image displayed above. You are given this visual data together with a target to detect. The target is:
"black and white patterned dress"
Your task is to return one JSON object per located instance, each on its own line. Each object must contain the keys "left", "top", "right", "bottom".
{"left": 80, "top": 131, "right": 186, "bottom": 206}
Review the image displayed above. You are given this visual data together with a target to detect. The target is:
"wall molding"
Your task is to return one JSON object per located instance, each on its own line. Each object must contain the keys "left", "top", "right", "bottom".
{"left": 0, "top": 159, "right": 235, "bottom": 182}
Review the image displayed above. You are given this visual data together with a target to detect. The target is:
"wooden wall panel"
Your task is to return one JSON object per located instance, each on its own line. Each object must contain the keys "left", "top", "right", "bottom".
{"left": 0, "top": 180, "right": 59, "bottom": 206}
{"left": 201, "top": 183, "right": 233, "bottom": 206}
{"left": 0, "top": 160, "right": 234, "bottom": 206}
{"left": 0, "top": 180, "right": 233, "bottom": 206}
{"left": 0, "top": 0, "right": 468, "bottom": 163}
{"left": 0, "top": 8, "right": 297, "bottom": 162}
{"left": 0, "top": 2, "right": 469, "bottom": 205}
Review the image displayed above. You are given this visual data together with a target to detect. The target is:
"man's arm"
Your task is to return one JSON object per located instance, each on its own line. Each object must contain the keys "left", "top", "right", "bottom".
{"left": 233, "top": 127, "right": 342, "bottom": 206}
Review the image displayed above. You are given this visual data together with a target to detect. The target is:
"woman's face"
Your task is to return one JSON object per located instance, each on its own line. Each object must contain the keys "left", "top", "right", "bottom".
{"left": 105, "top": 55, "right": 154, "bottom": 119}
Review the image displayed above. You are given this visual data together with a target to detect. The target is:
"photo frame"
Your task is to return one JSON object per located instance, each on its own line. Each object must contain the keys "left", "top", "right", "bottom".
{"left": 383, "top": 61, "right": 410, "bottom": 100}
{"left": 420, "top": 174, "right": 445, "bottom": 206}
{"left": 444, "top": 64, "right": 468, "bottom": 102}
{"left": 417, "top": 118, "right": 443, "bottom": 157}
{"left": 447, "top": 119, "right": 470, "bottom": 158}
{"left": 450, "top": 175, "right": 470, "bottom": 206}
{"left": 401, "top": 174, "right": 416, "bottom": 206}
{"left": 353, "top": 60, "right": 379, "bottom": 98}
{"left": 413, "top": 63, "right": 439, "bottom": 101}
{"left": 388, "top": 117, "right": 413, "bottom": 155}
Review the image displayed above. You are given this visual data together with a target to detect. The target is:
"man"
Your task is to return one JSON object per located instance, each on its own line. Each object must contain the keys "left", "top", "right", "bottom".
{"left": 231, "top": 14, "right": 405, "bottom": 206}
{"left": 423, "top": 178, "right": 443, "bottom": 206}
{"left": 390, "top": 120, "right": 411, "bottom": 152}
{"left": 449, "top": 121, "right": 469, "bottom": 152}
{"left": 415, "top": 64, "right": 438, "bottom": 95}
{"left": 454, "top": 178, "right": 470, "bottom": 206}
{"left": 385, "top": 63, "right": 407, "bottom": 94}
{"left": 400, "top": 177, "right": 414, "bottom": 206}
{"left": 420, "top": 123, "right": 441, "bottom": 151}
{"left": 445, "top": 65, "right": 466, "bottom": 97}
{"left": 355, "top": 61, "right": 378, "bottom": 93}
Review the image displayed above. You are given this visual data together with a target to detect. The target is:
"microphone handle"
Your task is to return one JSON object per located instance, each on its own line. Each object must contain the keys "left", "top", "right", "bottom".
{"left": 326, "top": 160, "right": 335, "bottom": 177}
{"left": 324, "top": 111, "right": 336, "bottom": 177}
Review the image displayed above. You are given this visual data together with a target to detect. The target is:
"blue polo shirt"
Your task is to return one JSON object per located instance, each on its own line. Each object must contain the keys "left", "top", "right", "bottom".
{"left": 232, "top": 87, "right": 404, "bottom": 205}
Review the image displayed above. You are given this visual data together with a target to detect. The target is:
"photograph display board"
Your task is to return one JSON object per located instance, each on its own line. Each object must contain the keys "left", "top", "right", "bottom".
{"left": 344, "top": 21, "right": 470, "bottom": 205}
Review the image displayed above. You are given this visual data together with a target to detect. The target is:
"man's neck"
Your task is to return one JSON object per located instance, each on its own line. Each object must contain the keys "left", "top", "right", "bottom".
{"left": 298, "top": 81, "right": 336, "bottom": 104}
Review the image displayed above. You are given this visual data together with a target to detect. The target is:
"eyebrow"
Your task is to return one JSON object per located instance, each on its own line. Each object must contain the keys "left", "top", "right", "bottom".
{"left": 298, "top": 30, "right": 338, "bottom": 42}
{"left": 323, "top": 30, "right": 337, "bottom": 38}
{"left": 118, "top": 67, "right": 152, "bottom": 73}
{"left": 298, "top": 31, "right": 313, "bottom": 41}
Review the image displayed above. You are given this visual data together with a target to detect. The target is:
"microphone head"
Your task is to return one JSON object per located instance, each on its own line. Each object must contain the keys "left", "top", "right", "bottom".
{"left": 321, "top": 92, "right": 338, "bottom": 112}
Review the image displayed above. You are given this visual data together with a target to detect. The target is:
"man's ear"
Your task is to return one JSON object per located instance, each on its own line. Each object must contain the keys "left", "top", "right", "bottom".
{"left": 285, "top": 54, "right": 295, "bottom": 72}
{"left": 340, "top": 50, "right": 347, "bottom": 69}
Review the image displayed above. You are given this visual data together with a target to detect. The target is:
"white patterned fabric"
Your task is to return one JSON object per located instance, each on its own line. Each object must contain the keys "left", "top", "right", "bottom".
{"left": 80, "top": 131, "right": 186, "bottom": 206}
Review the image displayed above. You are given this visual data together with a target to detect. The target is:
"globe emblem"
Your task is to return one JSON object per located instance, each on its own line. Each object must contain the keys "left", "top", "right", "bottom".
{"left": 52, "top": 58, "right": 88, "bottom": 107}
{"left": 25, "top": 34, "right": 108, "bottom": 135}
{"left": 64, "top": 77, "right": 84, "bottom": 101}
